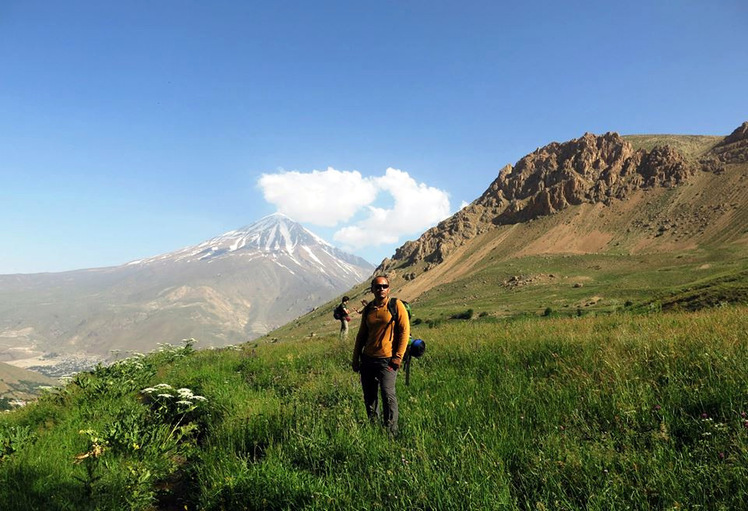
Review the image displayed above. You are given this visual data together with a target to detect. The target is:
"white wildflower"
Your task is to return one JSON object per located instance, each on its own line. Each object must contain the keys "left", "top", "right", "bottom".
{"left": 192, "top": 395, "right": 208, "bottom": 402}
{"left": 176, "top": 400, "right": 193, "bottom": 406}
{"left": 157, "top": 394, "right": 174, "bottom": 398}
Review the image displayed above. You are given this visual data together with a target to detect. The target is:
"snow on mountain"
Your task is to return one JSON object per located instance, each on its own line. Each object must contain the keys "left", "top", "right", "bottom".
{"left": 132, "top": 213, "right": 373, "bottom": 281}
{"left": 1, "top": 214, "right": 375, "bottom": 363}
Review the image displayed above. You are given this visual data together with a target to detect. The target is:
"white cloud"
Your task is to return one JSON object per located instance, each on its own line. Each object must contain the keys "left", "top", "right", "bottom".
{"left": 258, "top": 166, "right": 451, "bottom": 253}
{"left": 258, "top": 167, "right": 378, "bottom": 226}
{"left": 333, "top": 167, "right": 451, "bottom": 251}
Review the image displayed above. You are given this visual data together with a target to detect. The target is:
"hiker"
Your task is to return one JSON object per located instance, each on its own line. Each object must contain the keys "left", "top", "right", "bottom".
{"left": 336, "top": 296, "right": 351, "bottom": 340}
{"left": 351, "top": 276, "right": 410, "bottom": 436}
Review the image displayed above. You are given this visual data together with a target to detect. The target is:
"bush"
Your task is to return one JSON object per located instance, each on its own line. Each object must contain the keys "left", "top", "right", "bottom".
{"left": 0, "top": 425, "right": 34, "bottom": 460}
{"left": 450, "top": 309, "right": 474, "bottom": 320}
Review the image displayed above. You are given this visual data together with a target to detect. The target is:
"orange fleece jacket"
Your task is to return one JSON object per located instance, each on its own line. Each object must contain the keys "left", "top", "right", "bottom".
{"left": 352, "top": 297, "right": 410, "bottom": 363}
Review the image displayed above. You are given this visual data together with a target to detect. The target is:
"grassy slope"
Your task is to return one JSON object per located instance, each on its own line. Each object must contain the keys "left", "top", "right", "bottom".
{"left": 268, "top": 149, "right": 748, "bottom": 343}
{"left": 623, "top": 134, "right": 722, "bottom": 158}
{"left": 1, "top": 132, "right": 746, "bottom": 509}
{"left": 1, "top": 307, "right": 747, "bottom": 510}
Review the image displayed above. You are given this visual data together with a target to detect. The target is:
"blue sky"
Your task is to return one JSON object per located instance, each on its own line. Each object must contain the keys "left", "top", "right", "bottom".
{"left": 1, "top": 1, "right": 746, "bottom": 274}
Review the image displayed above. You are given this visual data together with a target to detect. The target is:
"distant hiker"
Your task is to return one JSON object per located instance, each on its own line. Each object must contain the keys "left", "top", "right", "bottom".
{"left": 334, "top": 296, "right": 352, "bottom": 341}
{"left": 351, "top": 276, "right": 410, "bottom": 436}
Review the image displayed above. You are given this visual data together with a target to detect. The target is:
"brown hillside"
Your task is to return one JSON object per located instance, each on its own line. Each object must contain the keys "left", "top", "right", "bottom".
{"left": 0, "top": 361, "right": 57, "bottom": 403}
{"left": 711, "top": 121, "right": 748, "bottom": 164}
{"left": 381, "top": 125, "right": 747, "bottom": 276}
{"left": 266, "top": 122, "right": 747, "bottom": 341}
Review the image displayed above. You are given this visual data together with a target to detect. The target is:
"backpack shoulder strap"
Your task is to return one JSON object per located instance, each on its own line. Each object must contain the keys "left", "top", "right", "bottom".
{"left": 387, "top": 297, "right": 399, "bottom": 324}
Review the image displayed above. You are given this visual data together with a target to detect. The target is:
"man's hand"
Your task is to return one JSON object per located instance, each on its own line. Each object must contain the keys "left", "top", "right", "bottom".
{"left": 352, "top": 360, "right": 360, "bottom": 373}
{"left": 388, "top": 358, "right": 401, "bottom": 371}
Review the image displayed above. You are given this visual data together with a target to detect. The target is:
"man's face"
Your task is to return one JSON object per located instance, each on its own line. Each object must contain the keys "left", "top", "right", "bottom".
{"left": 371, "top": 278, "right": 390, "bottom": 301}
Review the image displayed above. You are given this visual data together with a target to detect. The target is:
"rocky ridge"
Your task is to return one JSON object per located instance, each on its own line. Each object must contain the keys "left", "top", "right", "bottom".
{"left": 382, "top": 123, "right": 746, "bottom": 272}
{"left": 710, "top": 121, "right": 748, "bottom": 164}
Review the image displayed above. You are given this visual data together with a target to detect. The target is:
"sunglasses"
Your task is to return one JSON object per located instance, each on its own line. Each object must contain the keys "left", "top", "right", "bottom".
{"left": 372, "top": 284, "right": 389, "bottom": 290}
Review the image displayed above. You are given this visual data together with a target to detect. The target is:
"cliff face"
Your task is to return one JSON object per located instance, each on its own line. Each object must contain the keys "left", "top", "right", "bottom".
{"left": 711, "top": 121, "right": 748, "bottom": 164}
{"left": 491, "top": 132, "right": 695, "bottom": 224}
{"left": 383, "top": 126, "right": 741, "bottom": 272}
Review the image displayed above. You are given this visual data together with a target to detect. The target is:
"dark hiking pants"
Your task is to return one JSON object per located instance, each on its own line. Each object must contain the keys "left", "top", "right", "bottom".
{"left": 360, "top": 354, "right": 399, "bottom": 435}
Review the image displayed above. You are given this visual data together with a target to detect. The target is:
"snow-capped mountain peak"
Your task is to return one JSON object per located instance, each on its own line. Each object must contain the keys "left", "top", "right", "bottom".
{"left": 215, "top": 213, "right": 328, "bottom": 255}
{"left": 5, "top": 214, "right": 375, "bottom": 359}
{"left": 194, "top": 213, "right": 330, "bottom": 259}
{"left": 132, "top": 213, "right": 372, "bottom": 278}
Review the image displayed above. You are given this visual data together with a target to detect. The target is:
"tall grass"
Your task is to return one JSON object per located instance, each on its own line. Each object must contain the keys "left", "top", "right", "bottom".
{"left": 1, "top": 307, "right": 747, "bottom": 509}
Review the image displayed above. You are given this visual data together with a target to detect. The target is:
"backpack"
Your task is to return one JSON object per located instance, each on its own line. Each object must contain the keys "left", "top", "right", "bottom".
{"left": 333, "top": 304, "right": 345, "bottom": 320}
{"left": 364, "top": 298, "right": 424, "bottom": 385}
{"left": 392, "top": 298, "right": 412, "bottom": 325}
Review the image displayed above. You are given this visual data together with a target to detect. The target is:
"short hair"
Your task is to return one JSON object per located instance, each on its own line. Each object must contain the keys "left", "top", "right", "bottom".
{"left": 370, "top": 275, "right": 389, "bottom": 288}
{"left": 342, "top": 296, "right": 349, "bottom": 302}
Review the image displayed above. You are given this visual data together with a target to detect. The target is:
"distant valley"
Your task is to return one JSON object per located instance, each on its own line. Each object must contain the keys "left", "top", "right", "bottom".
{"left": 0, "top": 214, "right": 373, "bottom": 381}
{"left": 2, "top": 121, "right": 747, "bottom": 399}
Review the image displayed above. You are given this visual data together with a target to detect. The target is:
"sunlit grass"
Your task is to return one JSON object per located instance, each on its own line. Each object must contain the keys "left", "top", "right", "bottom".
{"left": 1, "top": 307, "right": 747, "bottom": 509}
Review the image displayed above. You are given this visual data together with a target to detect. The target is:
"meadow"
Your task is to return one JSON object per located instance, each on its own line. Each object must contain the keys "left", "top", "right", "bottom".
{"left": 1, "top": 305, "right": 747, "bottom": 510}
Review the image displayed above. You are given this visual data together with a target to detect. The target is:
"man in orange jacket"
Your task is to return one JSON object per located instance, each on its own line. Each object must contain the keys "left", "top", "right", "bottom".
{"left": 352, "top": 275, "right": 410, "bottom": 436}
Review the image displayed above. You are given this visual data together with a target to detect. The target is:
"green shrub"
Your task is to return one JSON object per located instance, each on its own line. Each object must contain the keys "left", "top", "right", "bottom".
{"left": 450, "top": 309, "right": 474, "bottom": 320}
{"left": 0, "top": 425, "right": 34, "bottom": 460}
{"left": 425, "top": 318, "right": 443, "bottom": 328}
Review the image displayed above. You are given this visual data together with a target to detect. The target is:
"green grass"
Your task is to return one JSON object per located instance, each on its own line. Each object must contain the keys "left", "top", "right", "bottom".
{"left": 403, "top": 248, "right": 748, "bottom": 326}
{"left": 623, "top": 134, "right": 722, "bottom": 158}
{"left": 2, "top": 306, "right": 748, "bottom": 509}
{"left": 277, "top": 239, "right": 747, "bottom": 343}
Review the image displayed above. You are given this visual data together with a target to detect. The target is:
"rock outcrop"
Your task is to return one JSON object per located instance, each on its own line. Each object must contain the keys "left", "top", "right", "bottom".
{"left": 382, "top": 130, "right": 705, "bottom": 271}
{"left": 710, "top": 122, "right": 748, "bottom": 164}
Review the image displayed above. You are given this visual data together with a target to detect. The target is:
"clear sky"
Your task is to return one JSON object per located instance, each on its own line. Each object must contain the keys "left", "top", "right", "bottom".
{"left": 1, "top": 1, "right": 746, "bottom": 274}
